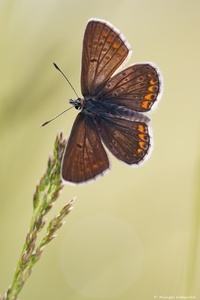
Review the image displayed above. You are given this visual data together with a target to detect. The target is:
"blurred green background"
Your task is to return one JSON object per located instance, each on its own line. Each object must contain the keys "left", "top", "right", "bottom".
{"left": 0, "top": 0, "right": 200, "bottom": 299}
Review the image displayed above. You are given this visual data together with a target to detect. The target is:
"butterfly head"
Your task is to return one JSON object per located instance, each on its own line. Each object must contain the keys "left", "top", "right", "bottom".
{"left": 69, "top": 98, "right": 84, "bottom": 110}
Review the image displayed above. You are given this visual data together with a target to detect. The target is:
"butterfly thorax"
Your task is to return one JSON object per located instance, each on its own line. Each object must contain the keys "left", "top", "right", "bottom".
{"left": 70, "top": 98, "right": 150, "bottom": 123}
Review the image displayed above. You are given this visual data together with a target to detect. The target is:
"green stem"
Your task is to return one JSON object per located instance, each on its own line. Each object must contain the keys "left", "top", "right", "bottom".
{"left": 1, "top": 133, "right": 74, "bottom": 300}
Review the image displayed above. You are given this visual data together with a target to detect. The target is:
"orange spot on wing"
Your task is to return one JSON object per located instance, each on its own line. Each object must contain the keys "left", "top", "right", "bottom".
{"left": 147, "top": 73, "right": 154, "bottom": 78}
{"left": 145, "top": 94, "right": 153, "bottom": 101}
{"left": 93, "top": 164, "right": 99, "bottom": 170}
{"left": 113, "top": 42, "right": 120, "bottom": 49}
{"left": 138, "top": 124, "right": 146, "bottom": 133}
{"left": 107, "top": 37, "right": 114, "bottom": 43}
{"left": 133, "top": 148, "right": 143, "bottom": 156}
{"left": 141, "top": 101, "right": 150, "bottom": 109}
{"left": 102, "top": 31, "right": 109, "bottom": 38}
{"left": 138, "top": 133, "right": 146, "bottom": 141}
{"left": 148, "top": 86, "right": 155, "bottom": 92}
{"left": 150, "top": 78, "right": 157, "bottom": 84}
{"left": 139, "top": 141, "right": 146, "bottom": 149}
{"left": 137, "top": 149, "right": 143, "bottom": 154}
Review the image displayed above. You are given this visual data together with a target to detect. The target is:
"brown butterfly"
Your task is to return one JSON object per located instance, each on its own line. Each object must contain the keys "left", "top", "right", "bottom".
{"left": 61, "top": 18, "right": 162, "bottom": 184}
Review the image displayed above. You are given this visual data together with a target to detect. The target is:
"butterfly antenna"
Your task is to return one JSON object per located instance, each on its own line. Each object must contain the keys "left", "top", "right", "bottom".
{"left": 41, "top": 106, "right": 74, "bottom": 127}
{"left": 41, "top": 63, "right": 79, "bottom": 127}
{"left": 53, "top": 62, "right": 79, "bottom": 98}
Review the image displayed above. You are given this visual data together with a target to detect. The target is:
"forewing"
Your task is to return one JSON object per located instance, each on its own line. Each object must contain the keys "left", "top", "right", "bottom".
{"left": 98, "top": 63, "right": 161, "bottom": 112}
{"left": 81, "top": 19, "right": 131, "bottom": 97}
{"left": 96, "top": 115, "right": 151, "bottom": 165}
{"left": 62, "top": 113, "right": 109, "bottom": 184}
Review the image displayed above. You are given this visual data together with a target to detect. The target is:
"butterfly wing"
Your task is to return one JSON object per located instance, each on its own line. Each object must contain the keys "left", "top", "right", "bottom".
{"left": 81, "top": 19, "right": 131, "bottom": 97}
{"left": 62, "top": 113, "right": 109, "bottom": 184}
{"left": 95, "top": 115, "right": 151, "bottom": 165}
{"left": 97, "top": 63, "right": 161, "bottom": 112}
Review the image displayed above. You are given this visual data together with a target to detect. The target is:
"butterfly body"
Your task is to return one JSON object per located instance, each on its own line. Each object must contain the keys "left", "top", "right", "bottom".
{"left": 61, "top": 19, "right": 162, "bottom": 184}
{"left": 70, "top": 98, "right": 150, "bottom": 123}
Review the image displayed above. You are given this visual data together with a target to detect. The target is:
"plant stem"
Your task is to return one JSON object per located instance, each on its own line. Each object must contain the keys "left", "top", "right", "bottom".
{"left": 1, "top": 133, "right": 74, "bottom": 300}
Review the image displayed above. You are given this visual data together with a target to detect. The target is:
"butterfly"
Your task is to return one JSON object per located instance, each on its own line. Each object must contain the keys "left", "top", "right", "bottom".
{"left": 61, "top": 18, "right": 162, "bottom": 184}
